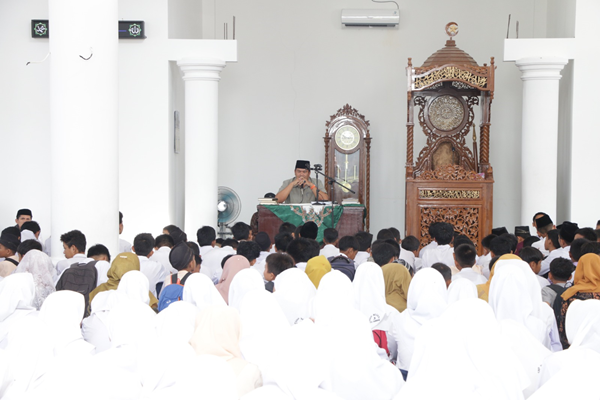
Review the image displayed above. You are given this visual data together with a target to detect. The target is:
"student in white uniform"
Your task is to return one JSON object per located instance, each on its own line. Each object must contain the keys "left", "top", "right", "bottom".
{"left": 452, "top": 244, "right": 487, "bottom": 285}
{"left": 251, "top": 232, "right": 272, "bottom": 279}
{"left": 196, "top": 226, "right": 216, "bottom": 257}
{"left": 354, "top": 231, "right": 373, "bottom": 267}
{"left": 201, "top": 238, "right": 237, "bottom": 283}
{"left": 285, "top": 238, "right": 313, "bottom": 272}
{"left": 541, "top": 229, "right": 571, "bottom": 277}
{"left": 319, "top": 228, "right": 340, "bottom": 259}
{"left": 519, "top": 246, "right": 550, "bottom": 288}
{"left": 533, "top": 214, "right": 554, "bottom": 257}
{"left": 150, "top": 234, "right": 176, "bottom": 275}
{"left": 55, "top": 230, "right": 94, "bottom": 277}
{"left": 118, "top": 211, "right": 132, "bottom": 253}
{"left": 421, "top": 222, "right": 455, "bottom": 270}
{"left": 477, "top": 233, "right": 496, "bottom": 278}
{"left": 418, "top": 222, "right": 441, "bottom": 258}
{"left": 132, "top": 233, "right": 169, "bottom": 297}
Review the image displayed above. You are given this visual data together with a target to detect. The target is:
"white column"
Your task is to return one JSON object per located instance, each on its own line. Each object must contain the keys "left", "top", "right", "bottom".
{"left": 49, "top": 0, "right": 119, "bottom": 260}
{"left": 177, "top": 58, "right": 226, "bottom": 234}
{"left": 515, "top": 58, "right": 567, "bottom": 225}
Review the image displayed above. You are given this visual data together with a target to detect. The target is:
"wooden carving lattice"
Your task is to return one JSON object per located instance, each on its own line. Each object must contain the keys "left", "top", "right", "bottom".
{"left": 419, "top": 207, "right": 480, "bottom": 248}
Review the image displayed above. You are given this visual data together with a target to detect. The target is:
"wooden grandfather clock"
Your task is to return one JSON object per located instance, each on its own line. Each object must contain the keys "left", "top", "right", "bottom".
{"left": 405, "top": 23, "right": 495, "bottom": 253}
{"left": 324, "top": 104, "right": 371, "bottom": 229}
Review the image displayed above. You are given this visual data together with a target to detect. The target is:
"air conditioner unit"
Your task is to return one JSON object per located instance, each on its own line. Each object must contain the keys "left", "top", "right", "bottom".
{"left": 341, "top": 9, "right": 399, "bottom": 27}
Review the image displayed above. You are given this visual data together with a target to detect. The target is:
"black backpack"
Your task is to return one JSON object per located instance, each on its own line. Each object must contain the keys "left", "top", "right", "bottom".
{"left": 328, "top": 255, "right": 356, "bottom": 282}
{"left": 55, "top": 260, "right": 99, "bottom": 318}
{"left": 548, "top": 284, "right": 568, "bottom": 323}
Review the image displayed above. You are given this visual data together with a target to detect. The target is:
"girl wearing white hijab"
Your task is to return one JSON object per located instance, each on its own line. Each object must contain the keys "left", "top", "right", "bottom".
{"left": 81, "top": 291, "right": 122, "bottom": 353}
{"left": 314, "top": 285, "right": 404, "bottom": 400}
{"left": 392, "top": 267, "right": 448, "bottom": 374}
{"left": 313, "top": 270, "right": 355, "bottom": 324}
{"left": 273, "top": 267, "right": 317, "bottom": 325}
{"left": 228, "top": 268, "right": 265, "bottom": 311}
{"left": 191, "top": 305, "right": 262, "bottom": 398}
{"left": 182, "top": 272, "right": 226, "bottom": 311}
{"left": 239, "top": 289, "right": 290, "bottom": 380}
{"left": 489, "top": 259, "right": 560, "bottom": 350}
{"left": 13, "top": 249, "right": 56, "bottom": 309}
{"left": 39, "top": 290, "right": 95, "bottom": 357}
{"left": 538, "top": 299, "right": 600, "bottom": 389}
{"left": 117, "top": 270, "right": 151, "bottom": 305}
{"left": 0, "top": 273, "right": 37, "bottom": 349}
{"left": 447, "top": 278, "right": 478, "bottom": 304}
{"left": 353, "top": 262, "right": 401, "bottom": 360}
{"left": 396, "top": 298, "right": 529, "bottom": 400}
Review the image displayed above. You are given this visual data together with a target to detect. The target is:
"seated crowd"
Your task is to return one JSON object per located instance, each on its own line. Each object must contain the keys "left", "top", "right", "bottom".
{"left": 1, "top": 208, "right": 600, "bottom": 399}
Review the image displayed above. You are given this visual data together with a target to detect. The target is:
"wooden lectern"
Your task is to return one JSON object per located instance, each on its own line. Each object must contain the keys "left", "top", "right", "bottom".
{"left": 405, "top": 23, "right": 495, "bottom": 253}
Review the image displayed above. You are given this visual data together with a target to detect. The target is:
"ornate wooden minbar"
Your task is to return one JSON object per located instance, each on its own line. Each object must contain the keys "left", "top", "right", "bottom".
{"left": 405, "top": 23, "right": 495, "bottom": 253}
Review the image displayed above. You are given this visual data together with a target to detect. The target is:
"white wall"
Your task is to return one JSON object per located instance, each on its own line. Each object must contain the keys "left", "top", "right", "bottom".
{"left": 2, "top": 0, "right": 570, "bottom": 246}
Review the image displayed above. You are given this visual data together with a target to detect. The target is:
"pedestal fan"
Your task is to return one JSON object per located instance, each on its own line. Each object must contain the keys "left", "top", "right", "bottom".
{"left": 217, "top": 186, "right": 241, "bottom": 238}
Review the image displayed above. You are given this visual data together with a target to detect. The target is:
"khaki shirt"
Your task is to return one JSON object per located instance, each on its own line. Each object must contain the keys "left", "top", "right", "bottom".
{"left": 278, "top": 177, "right": 324, "bottom": 204}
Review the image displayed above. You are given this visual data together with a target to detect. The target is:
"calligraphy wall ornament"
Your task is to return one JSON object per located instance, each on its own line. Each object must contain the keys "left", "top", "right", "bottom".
{"left": 404, "top": 23, "right": 495, "bottom": 252}
{"left": 324, "top": 104, "right": 371, "bottom": 230}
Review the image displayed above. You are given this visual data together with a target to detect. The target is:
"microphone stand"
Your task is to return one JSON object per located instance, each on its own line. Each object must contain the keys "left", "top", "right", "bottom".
{"left": 311, "top": 166, "right": 355, "bottom": 229}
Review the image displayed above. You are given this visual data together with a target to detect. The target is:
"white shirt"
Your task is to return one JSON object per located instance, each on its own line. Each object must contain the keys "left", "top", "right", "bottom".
{"left": 295, "top": 262, "right": 307, "bottom": 272}
{"left": 201, "top": 245, "right": 236, "bottom": 283}
{"left": 55, "top": 253, "right": 93, "bottom": 276}
{"left": 320, "top": 244, "right": 340, "bottom": 259}
{"left": 421, "top": 244, "right": 455, "bottom": 270}
{"left": 419, "top": 240, "right": 438, "bottom": 258}
{"left": 536, "top": 275, "right": 550, "bottom": 289}
{"left": 138, "top": 255, "right": 168, "bottom": 296}
{"left": 252, "top": 251, "right": 271, "bottom": 282}
{"left": 533, "top": 237, "right": 549, "bottom": 257}
{"left": 477, "top": 253, "right": 492, "bottom": 278}
{"left": 119, "top": 238, "right": 132, "bottom": 253}
{"left": 199, "top": 245, "right": 214, "bottom": 257}
{"left": 399, "top": 248, "right": 416, "bottom": 270}
{"left": 354, "top": 251, "right": 370, "bottom": 267}
{"left": 150, "top": 246, "right": 176, "bottom": 275}
{"left": 540, "top": 246, "right": 571, "bottom": 276}
{"left": 452, "top": 267, "right": 487, "bottom": 285}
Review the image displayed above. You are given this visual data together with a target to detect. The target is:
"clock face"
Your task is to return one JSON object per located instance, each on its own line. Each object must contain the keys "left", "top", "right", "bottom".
{"left": 335, "top": 126, "right": 360, "bottom": 151}
{"left": 428, "top": 95, "right": 465, "bottom": 132}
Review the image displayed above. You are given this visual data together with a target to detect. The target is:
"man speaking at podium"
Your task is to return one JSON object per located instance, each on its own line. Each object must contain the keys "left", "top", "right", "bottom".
{"left": 275, "top": 160, "right": 329, "bottom": 204}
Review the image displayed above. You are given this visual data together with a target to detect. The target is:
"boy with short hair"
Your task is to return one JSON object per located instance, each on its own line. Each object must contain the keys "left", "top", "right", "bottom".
{"left": 371, "top": 242, "right": 397, "bottom": 267}
{"left": 541, "top": 258, "right": 574, "bottom": 307}
{"left": 264, "top": 252, "right": 295, "bottom": 293}
{"left": 87, "top": 244, "right": 111, "bottom": 262}
{"left": 0, "top": 233, "right": 20, "bottom": 277}
{"left": 56, "top": 230, "right": 93, "bottom": 275}
{"left": 274, "top": 232, "right": 293, "bottom": 253}
{"left": 253, "top": 232, "right": 272, "bottom": 280}
{"left": 286, "top": 238, "right": 312, "bottom": 271}
{"left": 452, "top": 244, "right": 487, "bottom": 285}
{"left": 478, "top": 234, "right": 497, "bottom": 278}
{"left": 431, "top": 262, "right": 452, "bottom": 288}
{"left": 196, "top": 226, "right": 217, "bottom": 257}
{"left": 328, "top": 236, "right": 359, "bottom": 281}
{"left": 519, "top": 246, "right": 549, "bottom": 288}
{"left": 320, "top": 228, "right": 340, "bottom": 259}
{"left": 354, "top": 231, "right": 373, "bottom": 267}
{"left": 422, "top": 222, "right": 455, "bottom": 270}
{"left": 150, "top": 234, "right": 176, "bottom": 275}
{"left": 133, "top": 233, "right": 168, "bottom": 297}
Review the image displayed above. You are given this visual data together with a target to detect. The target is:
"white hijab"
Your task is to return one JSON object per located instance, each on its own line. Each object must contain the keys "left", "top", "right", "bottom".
{"left": 0, "top": 273, "right": 36, "bottom": 349}
{"left": 489, "top": 260, "right": 550, "bottom": 346}
{"left": 397, "top": 298, "right": 528, "bottom": 400}
{"left": 353, "top": 262, "right": 389, "bottom": 330}
{"left": 313, "top": 270, "right": 355, "bottom": 325}
{"left": 182, "top": 272, "right": 226, "bottom": 311}
{"left": 320, "top": 308, "right": 404, "bottom": 400}
{"left": 239, "top": 289, "right": 290, "bottom": 378}
{"left": 228, "top": 268, "right": 265, "bottom": 311}
{"left": 538, "top": 299, "right": 600, "bottom": 388}
{"left": 447, "top": 278, "right": 478, "bottom": 304}
{"left": 394, "top": 268, "right": 447, "bottom": 371}
{"left": 273, "top": 268, "right": 317, "bottom": 325}
{"left": 117, "top": 270, "right": 150, "bottom": 305}
{"left": 39, "top": 290, "right": 94, "bottom": 357}
{"left": 14, "top": 249, "right": 56, "bottom": 309}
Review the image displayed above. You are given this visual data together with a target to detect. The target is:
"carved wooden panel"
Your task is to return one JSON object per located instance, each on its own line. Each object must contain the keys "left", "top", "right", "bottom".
{"left": 419, "top": 206, "right": 480, "bottom": 248}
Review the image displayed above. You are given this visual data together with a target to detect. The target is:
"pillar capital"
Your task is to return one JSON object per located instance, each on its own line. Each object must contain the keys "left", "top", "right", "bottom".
{"left": 515, "top": 57, "right": 568, "bottom": 81}
{"left": 177, "top": 58, "right": 226, "bottom": 82}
